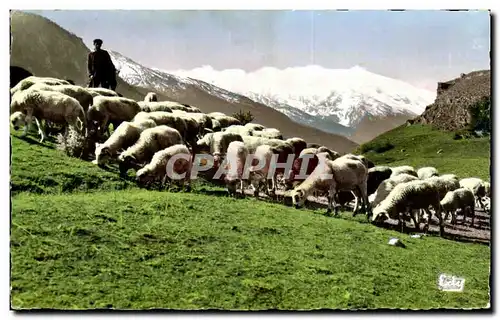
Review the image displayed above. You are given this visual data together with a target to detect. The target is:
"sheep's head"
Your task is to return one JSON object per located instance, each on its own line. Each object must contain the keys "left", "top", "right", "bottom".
{"left": 94, "top": 143, "right": 112, "bottom": 165}
{"left": 136, "top": 168, "right": 155, "bottom": 187}
{"left": 371, "top": 207, "right": 389, "bottom": 224}
{"left": 291, "top": 188, "right": 306, "bottom": 208}
{"left": 10, "top": 112, "right": 26, "bottom": 131}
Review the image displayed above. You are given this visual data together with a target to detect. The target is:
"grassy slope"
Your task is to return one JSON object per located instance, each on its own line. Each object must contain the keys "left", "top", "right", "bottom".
{"left": 10, "top": 132, "right": 491, "bottom": 310}
{"left": 356, "top": 124, "right": 491, "bottom": 181}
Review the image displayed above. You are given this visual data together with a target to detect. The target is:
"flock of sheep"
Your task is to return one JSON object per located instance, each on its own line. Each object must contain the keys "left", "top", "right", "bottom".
{"left": 10, "top": 76, "right": 492, "bottom": 238}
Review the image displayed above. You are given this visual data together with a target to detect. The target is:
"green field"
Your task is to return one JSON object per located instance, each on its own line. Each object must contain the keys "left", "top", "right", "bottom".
{"left": 10, "top": 128, "right": 491, "bottom": 310}
{"left": 356, "top": 124, "right": 491, "bottom": 181}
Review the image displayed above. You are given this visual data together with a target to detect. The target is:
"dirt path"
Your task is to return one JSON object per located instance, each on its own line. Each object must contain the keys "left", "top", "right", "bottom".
{"left": 239, "top": 188, "right": 491, "bottom": 245}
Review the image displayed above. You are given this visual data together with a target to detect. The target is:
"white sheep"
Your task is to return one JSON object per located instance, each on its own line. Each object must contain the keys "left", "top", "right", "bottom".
{"left": 291, "top": 157, "right": 371, "bottom": 216}
{"left": 223, "top": 125, "right": 254, "bottom": 137}
{"left": 86, "top": 87, "right": 120, "bottom": 98}
{"left": 426, "top": 175, "right": 460, "bottom": 200}
{"left": 390, "top": 165, "right": 418, "bottom": 178}
{"left": 29, "top": 83, "right": 94, "bottom": 113}
{"left": 10, "top": 76, "right": 70, "bottom": 97}
{"left": 440, "top": 188, "right": 476, "bottom": 227}
{"left": 92, "top": 119, "right": 156, "bottom": 166}
{"left": 172, "top": 110, "right": 212, "bottom": 135}
{"left": 208, "top": 113, "right": 241, "bottom": 129}
{"left": 144, "top": 92, "right": 158, "bottom": 102}
{"left": 252, "top": 128, "right": 283, "bottom": 140}
{"left": 88, "top": 96, "right": 141, "bottom": 136}
{"left": 371, "top": 180, "right": 444, "bottom": 236}
{"left": 286, "top": 137, "right": 308, "bottom": 158}
{"left": 10, "top": 88, "right": 87, "bottom": 142}
{"left": 195, "top": 131, "right": 244, "bottom": 167}
{"left": 138, "top": 101, "right": 173, "bottom": 113}
{"left": 299, "top": 147, "right": 318, "bottom": 157}
{"left": 211, "top": 119, "right": 222, "bottom": 131}
{"left": 244, "top": 123, "right": 266, "bottom": 132}
{"left": 248, "top": 144, "right": 277, "bottom": 198}
{"left": 222, "top": 141, "right": 250, "bottom": 197}
{"left": 133, "top": 111, "right": 189, "bottom": 145}
{"left": 136, "top": 144, "right": 192, "bottom": 191}
{"left": 459, "top": 177, "right": 489, "bottom": 212}
{"left": 369, "top": 173, "right": 420, "bottom": 208}
{"left": 317, "top": 146, "right": 341, "bottom": 161}
{"left": 118, "top": 125, "right": 183, "bottom": 175}
{"left": 417, "top": 167, "right": 439, "bottom": 180}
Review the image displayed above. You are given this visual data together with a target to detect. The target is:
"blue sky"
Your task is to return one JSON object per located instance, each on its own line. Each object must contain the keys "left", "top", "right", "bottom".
{"left": 24, "top": 10, "right": 490, "bottom": 90}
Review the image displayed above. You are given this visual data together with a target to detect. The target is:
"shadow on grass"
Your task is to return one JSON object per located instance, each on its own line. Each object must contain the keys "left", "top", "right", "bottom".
{"left": 12, "top": 135, "right": 55, "bottom": 149}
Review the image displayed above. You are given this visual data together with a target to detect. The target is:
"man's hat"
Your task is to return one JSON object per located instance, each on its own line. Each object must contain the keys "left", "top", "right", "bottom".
{"left": 93, "top": 39, "right": 103, "bottom": 45}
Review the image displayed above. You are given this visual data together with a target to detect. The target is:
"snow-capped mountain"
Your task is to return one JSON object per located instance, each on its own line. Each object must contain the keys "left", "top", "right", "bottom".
{"left": 110, "top": 51, "right": 243, "bottom": 104}
{"left": 110, "top": 50, "right": 436, "bottom": 142}
{"left": 167, "top": 65, "right": 437, "bottom": 129}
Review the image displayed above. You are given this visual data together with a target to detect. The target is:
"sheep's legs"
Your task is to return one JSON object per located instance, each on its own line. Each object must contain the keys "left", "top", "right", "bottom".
{"left": 352, "top": 189, "right": 360, "bottom": 216}
{"left": 410, "top": 210, "right": 420, "bottom": 231}
{"left": 327, "top": 184, "right": 338, "bottom": 216}
{"left": 33, "top": 117, "right": 46, "bottom": 143}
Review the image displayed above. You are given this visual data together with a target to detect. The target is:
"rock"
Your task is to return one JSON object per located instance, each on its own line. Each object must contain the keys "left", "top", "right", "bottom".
{"left": 388, "top": 238, "right": 406, "bottom": 248}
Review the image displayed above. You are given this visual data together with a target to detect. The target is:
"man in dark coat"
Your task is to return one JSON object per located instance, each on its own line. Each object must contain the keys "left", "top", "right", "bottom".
{"left": 87, "top": 39, "right": 117, "bottom": 90}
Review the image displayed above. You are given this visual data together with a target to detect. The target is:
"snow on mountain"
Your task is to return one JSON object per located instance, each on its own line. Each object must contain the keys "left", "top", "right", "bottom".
{"left": 167, "top": 65, "right": 437, "bottom": 128}
{"left": 110, "top": 51, "right": 243, "bottom": 104}
{"left": 109, "top": 50, "right": 436, "bottom": 140}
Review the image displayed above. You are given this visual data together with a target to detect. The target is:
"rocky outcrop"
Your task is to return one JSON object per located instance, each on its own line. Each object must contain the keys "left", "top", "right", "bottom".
{"left": 412, "top": 70, "right": 491, "bottom": 131}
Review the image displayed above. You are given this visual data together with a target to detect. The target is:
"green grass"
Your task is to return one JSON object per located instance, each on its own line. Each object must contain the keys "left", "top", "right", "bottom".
{"left": 11, "top": 190, "right": 491, "bottom": 310}
{"left": 356, "top": 124, "right": 491, "bottom": 181}
{"left": 10, "top": 129, "right": 491, "bottom": 310}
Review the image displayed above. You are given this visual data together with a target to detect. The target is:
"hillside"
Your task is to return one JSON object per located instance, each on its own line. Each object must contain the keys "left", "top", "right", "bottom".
{"left": 356, "top": 124, "right": 491, "bottom": 181}
{"left": 411, "top": 70, "right": 491, "bottom": 132}
{"left": 9, "top": 11, "right": 175, "bottom": 102}
{"left": 9, "top": 131, "right": 491, "bottom": 310}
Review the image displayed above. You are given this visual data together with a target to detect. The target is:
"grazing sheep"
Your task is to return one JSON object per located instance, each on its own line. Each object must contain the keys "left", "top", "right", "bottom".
{"left": 223, "top": 125, "right": 254, "bottom": 137}
{"left": 426, "top": 175, "right": 461, "bottom": 200}
{"left": 118, "top": 125, "right": 183, "bottom": 175}
{"left": 317, "top": 146, "right": 341, "bottom": 161}
{"left": 286, "top": 137, "right": 308, "bottom": 159}
{"left": 285, "top": 151, "right": 320, "bottom": 190}
{"left": 299, "top": 148, "right": 318, "bottom": 157}
{"left": 248, "top": 144, "right": 278, "bottom": 198}
{"left": 291, "top": 157, "right": 371, "bottom": 217}
{"left": 136, "top": 144, "right": 192, "bottom": 191}
{"left": 144, "top": 92, "right": 158, "bottom": 102}
{"left": 211, "top": 119, "right": 222, "bottom": 132}
{"left": 10, "top": 76, "right": 70, "bottom": 97}
{"left": 88, "top": 96, "right": 141, "bottom": 136}
{"left": 86, "top": 87, "right": 120, "bottom": 97}
{"left": 222, "top": 141, "right": 249, "bottom": 197}
{"left": 195, "top": 132, "right": 244, "bottom": 156}
{"left": 133, "top": 111, "right": 189, "bottom": 146}
{"left": 10, "top": 89, "right": 87, "bottom": 142}
{"left": 335, "top": 165, "right": 393, "bottom": 210}
{"left": 29, "top": 83, "right": 94, "bottom": 113}
{"left": 244, "top": 123, "right": 266, "bottom": 132}
{"left": 390, "top": 165, "right": 418, "bottom": 178}
{"left": 168, "top": 113, "right": 200, "bottom": 148}
{"left": 173, "top": 110, "right": 212, "bottom": 132}
{"left": 208, "top": 113, "right": 241, "bottom": 128}
{"left": 440, "top": 188, "right": 476, "bottom": 227}
{"left": 241, "top": 136, "right": 291, "bottom": 154}
{"left": 138, "top": 101, "right": 173, "bottom": 113}
{"left": 459, "top": 177, "right": 489, "bottom": 212}
{"left": 92, "top": 119, "right": 156, "bottom": 166}
{"left": 252, "top": 128, "right": 283, "bottom": 140}
{"left": 417, "top": 167, "right": 439, "bottom": 180}
{"left": 369, "top": 173, "right": 420, "bottom": 208}
{"left": 371, "top": 180, "right": 444, "bottom": 236}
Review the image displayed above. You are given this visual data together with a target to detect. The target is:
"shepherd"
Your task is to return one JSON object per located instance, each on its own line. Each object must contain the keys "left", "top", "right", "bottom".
{"left": 87, "top": 38, "right": 117, "bottom": 90}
